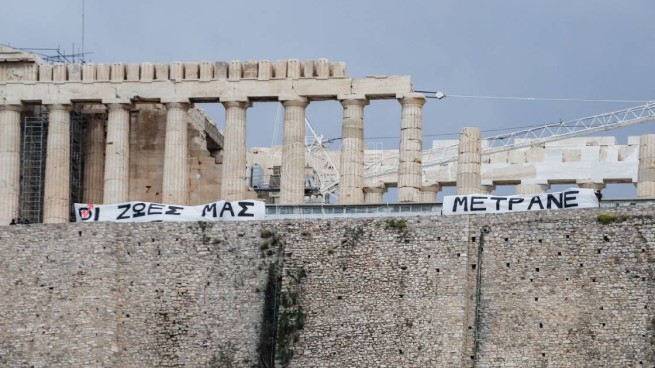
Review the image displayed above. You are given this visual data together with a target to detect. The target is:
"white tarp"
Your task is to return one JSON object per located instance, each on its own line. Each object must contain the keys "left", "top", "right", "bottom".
{"left": 74, "top": 200, "right": 266, "bottom": 223}
{"left": 442, "top": 188, "right": 599, "bottom": 216}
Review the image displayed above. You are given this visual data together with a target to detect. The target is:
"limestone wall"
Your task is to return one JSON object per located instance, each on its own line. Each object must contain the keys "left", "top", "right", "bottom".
{"left": 0, "top": 206, "right": 653, "bottom": 367}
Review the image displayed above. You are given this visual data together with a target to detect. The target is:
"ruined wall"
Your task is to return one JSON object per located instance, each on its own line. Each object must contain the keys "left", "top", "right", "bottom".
{"left": 0, "top": 206, "right": 653, "bottom": 367}
{"left": 127, "top": 104, "right": 221, "bottom": 205}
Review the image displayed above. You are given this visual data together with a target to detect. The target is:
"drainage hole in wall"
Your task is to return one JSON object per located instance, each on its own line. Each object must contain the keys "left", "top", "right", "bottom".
{"left": 437, "top": 237, "right": 441, "bottom": 241}
{"left": 534, "top": 297, "right": 538, "bottom": 301}
{"left": 506, "top": 263, "right": 510, "bottom": 268}
{"left": 601, "top": 323, "right": 605, "bottom": 327}
{"left": 471, "top": 236, "right": 476, "bottom": 242}
{"left": 436, "top": 268, "right": 440, "bottom": 273}
{"left": 566, "top": 278, "right": 569, "bottom": 281}
{"left": 471, "top": 264, "right": 476, "bottom": 270}
{"left": 78, "top": 231, "right": 82, "bottom": 236}
{"left": 580, "top": 263, "right": 584, "bottom": 267}
{"left": 428, "top": 255, "right": 431, "bottom": 259}
{"left": 592, "top": 277, "right": 596, "bottom": 282}
{"left": 337, "top": 296, "right": 342, "bottom": 300}
{"left": 541, "top": 353, "right": 546, "bottom": 357}
{"left": 530, "top": 278, "right": 533, "bottom": 282}
{"left": 536, "top": 267, "right": 540, "bottom": 272}
{"left": 456, "top": 253, "right": 460, "bottom": 257}
{"left": 504, "top": 238, "right": 509, "bottom": 242}
{"left": 603, "top": 235, "right": 609, "bottom": 242}
{"left": 538, "top": 239, "right": 542, "bottom": 243}
{"left": 399, "top": 294, "right": 404, "bottom": 298}
{"left": 539, "top": 322, "right": 543, "bottom": 328}
{"left": 557, "top": 251, "right": 562, "bottom": 256}
{"left": 566, "top": 234, "right": 570, "bottom": 239}
{"left": 399, "top": 349, "right": 403, "bottom": 355}
{"left": 597, "top": 249, "right": 601, "bottom": 254}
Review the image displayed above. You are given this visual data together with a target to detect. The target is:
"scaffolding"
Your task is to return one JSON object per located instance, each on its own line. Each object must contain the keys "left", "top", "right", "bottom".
{"left": 70, "top": 111, "right": 86, "bottom": 220}
{"left": 19, "top": 108, "right": 87, "bottom": 223}
{"left": 20, "top": 108, "right": 48, "bottom": 223}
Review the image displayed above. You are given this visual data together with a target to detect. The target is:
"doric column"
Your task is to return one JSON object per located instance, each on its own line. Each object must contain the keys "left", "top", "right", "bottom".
{"left": 398, "top": 93, "right": 426, "bottom": 202}
{"left": 43, "top": 104, "right": 72, "bottom": 223}
{"left": 280, "top": 97, "right": 309, "bottom": 204}
{"left": 162, "top": 102, "right": 189, "bottom": 204}
{"left": 515, "top": 182, "right": 549, "bottom": 195}
{"left": 363, "top": 184, "right": 387, "bottom": 204}
{"left": 83, "top": 112, "right": 106, "bottom": 203}
{"left": 338, "top": 96, "right": 368, "bottom": 204}
{"left": 102, "top": 104, "right": 130, "bottom": 204}
{"left": 420, "top": 184, "right": 440, "bottom": 203}
{"left": 637, "top": 134, "right": 655, "bottom": 198}
{"left": 456, "top": 127, "right": 482, "bottom": 195}
{"left": 220, "top": 99, "right": 250, "bottom": 200}
{"left": 0, "top": 104, "right": 23, "bottom": 224}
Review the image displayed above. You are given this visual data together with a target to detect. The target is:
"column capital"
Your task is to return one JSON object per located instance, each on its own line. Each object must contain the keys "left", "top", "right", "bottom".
{"left": 363, "top": 185, "right": 387, "bottom": 194}
{"left": 0, "top": 104, "right": 23, "bottom": 113}
{"left": 576, "top": 180, "right": 605, "bottom": 190}
{"left": 165, "top": 102, "right": 190, "bottom": 110}
{"left": 106, "top": 103, "right": 132, "bottom": 112}
{"left": 338, "top": 94, "right": 369, "bottom": 107}
{"left": 222, "top": 100, "right": 251, "bottom": 109}
{"left": 279, "top": 95, "right": 309, "bottom": 108}
{"left": 397, "top": 92, "right": 426, "bottom": 106}
{"left": 45, "top": 103, "right": 73, "bottom": 112}
{"left": 421, "top": 183, "right": 441, "bottom": 193}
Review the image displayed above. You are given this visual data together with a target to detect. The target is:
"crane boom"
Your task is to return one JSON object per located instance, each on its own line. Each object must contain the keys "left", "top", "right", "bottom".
{"left": 361, "top": 102, "right": 655, "bottom": 180}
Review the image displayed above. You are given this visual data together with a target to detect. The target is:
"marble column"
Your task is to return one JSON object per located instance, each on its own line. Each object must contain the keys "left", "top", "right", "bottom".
{"left": 103, "top": 104, "right": 130, "bottom": 204}
{"left": 515, "top": 182, "right": 549, "bottom": 195}
{"left": 83, "top": 113, "right": 106, "bottom": 204}
{"left": 398, "top": 93, "right": 426, "bottom": 202}
{"left": 338, "top": 97, "right": 368, "bottom": 204}
{"left": 221, "top": 100, "right": 250, "bottom": 200}
{"left": 637, "top": 134, "right": 655, "bottom": 198}
{"left": 0, "top": 104, "right": 23, "bottom": 224}
{"left": 162, "top": 102, "right": 189, "bottom": 205}
{"left": 43, "top": 104, "right": 72, "bottom": 223}
{"left": 420, "top": 184, "right": 440, "bottom": 203}
{"left": 456, "top": 127, "right": 482, "bottom": 195}
{"left": 363, "top": 184, "right": 387, "bottom": 204}
{"left": 280, "top": 97, "right": 309, "bottom": 204}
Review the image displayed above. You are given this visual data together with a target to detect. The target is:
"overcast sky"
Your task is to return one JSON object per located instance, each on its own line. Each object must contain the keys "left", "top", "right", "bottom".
{"left": 2, "top": 0, "right": 654, "bottom": 197}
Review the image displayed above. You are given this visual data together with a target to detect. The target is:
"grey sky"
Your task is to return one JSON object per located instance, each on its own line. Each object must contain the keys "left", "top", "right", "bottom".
{"left": 2, "top": 0, "right": 654, "bottom": 197}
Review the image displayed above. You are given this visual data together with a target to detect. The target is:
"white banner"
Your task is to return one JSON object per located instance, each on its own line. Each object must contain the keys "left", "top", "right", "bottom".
{"left": 442, "top": 188, "right": 599, "bottom": 216}
{"left": 74, "top": 200, "right": 266, "bottom": 223}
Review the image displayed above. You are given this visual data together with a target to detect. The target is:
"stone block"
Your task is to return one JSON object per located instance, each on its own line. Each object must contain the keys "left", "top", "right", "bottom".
{"left": 96, "top": 64, "right": 111, "bottom": 81}
{"left": 228, "top": 60, "right": 242, "bottom": 81}
{"left": 214, "top": 61, "right": 228, "bottom": 80}
{"left": 53, "top": 63, "right": 67, "bottom": 82}
{"left": 38, "top": 64, "right": 53, "bottom": 81}
{"left": 199, "top": 61, "right": 213, "bottom": 81}
{"left": 140, "top": 62, "right": 154, "bottom": 82}
{"left": 287, "top": 59, "right": 301, "bottom": 79}
{"left": 330, "top": 61, "right": 347, "bottom": 77}
{"left": 243, "top": 61, "right": 258, "bottom": 79}
{"left": 67, "top": 64, "right": 81, "bottom": 81}
{"left": 82, "top": 63, "right": 95, "bottom": 82}
{"left": 155, "top": 63, "right": 169, "bottom": 80}
{"left": 562, "top": 149, "right": 581, "bottom": 162}
{"left": 257, "top": 60, "right": 272, "bottom": 80}
{"left": 126, "top": 64, "right": 140, "bottom": 81}
{"left": 170, "top": 62, "right": 184, "bottom": 80}
{"left": 110, "top": 63, "right": 125, "bottom": 82}
{"left": 184, "top": 62, "right": 199, "bottom": 80}
{"left": 316, "top": 58, "right": 329, "bottom": 79}
{"left": 302, "top": 59, "right": 315, "bottom": 78}
{"left": 273, "top": 60, "right": 287, "bottom": 79}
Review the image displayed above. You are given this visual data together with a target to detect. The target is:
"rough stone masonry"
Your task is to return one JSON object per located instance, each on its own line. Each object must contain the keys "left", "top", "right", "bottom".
{"left": 0, "top": 205, "right": 653, "bottom": 367}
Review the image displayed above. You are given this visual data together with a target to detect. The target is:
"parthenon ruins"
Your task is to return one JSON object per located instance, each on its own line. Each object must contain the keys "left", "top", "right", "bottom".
{"left": 1, "top": 45, "right": 654, "bottom": 224}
